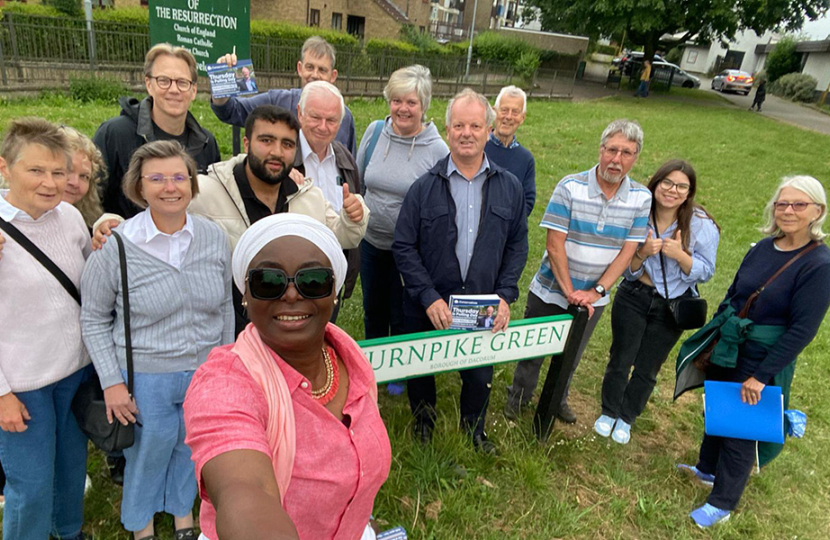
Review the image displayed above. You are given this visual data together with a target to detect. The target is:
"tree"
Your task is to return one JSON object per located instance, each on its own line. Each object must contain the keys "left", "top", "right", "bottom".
{"left": 527, "top": 0, "right": 829, "bottom": 63}
{"left": 764, "top": 36, "right": 802, "bottom": 82}
{"left": 45, "top": 0, "right": 82, "bottom": 17}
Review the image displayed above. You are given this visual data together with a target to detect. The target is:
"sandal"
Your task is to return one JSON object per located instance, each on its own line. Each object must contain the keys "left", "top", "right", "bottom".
{"left": 174, "top": 528, "right": 197, "bottom": 540}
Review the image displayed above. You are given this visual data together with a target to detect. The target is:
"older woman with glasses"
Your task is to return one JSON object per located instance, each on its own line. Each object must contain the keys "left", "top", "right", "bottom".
{"left": 81, "top": 140, "right": 233, "bottom": 540}
{"left": 356, "top": 65, "right": 448, "bottom": 394}
{"left": 677, "top": 175, "right": 830, "bottom": 528}
{"left": 184, "top": 213, "right": 391, "bottom": 540}
{"left": 595, "top": 160, "right": 720, "bottom": 445}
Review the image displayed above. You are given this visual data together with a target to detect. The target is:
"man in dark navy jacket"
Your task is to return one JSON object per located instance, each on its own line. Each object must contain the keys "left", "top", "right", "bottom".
{"left": 393, "top": 88, "right": 528, "bottom": 453}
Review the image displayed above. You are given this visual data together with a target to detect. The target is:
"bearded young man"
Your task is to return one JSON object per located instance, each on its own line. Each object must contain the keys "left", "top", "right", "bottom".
{"left": 504, "top": 119, "right": 652, "bottom": 424}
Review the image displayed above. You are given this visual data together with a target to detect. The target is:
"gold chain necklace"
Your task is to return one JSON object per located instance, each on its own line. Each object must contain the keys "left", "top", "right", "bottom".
{"left": 311, "top": 346, "right": 334, "bottom": 399}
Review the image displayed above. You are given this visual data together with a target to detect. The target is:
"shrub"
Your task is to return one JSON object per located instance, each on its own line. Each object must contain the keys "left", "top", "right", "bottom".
{"left": 593, "top": 44, "right": 617, "bottom": 56}
{"left": 398, "top": 24, "right": 453, "bottom": 55}
{"left": 765, "top": 36, "right": 801, "bottom": 83}
{"left": 0, "top": 1, "right": 62, "bottom": 17}
{"left": 45, "top": 0, "right": 81, "bottom": 17}
{"left": 366, "top": 38, "right": 419, "bottom": 56}
{"left": 515, "top": 49, "right": 541, "bottom": 81}
{"left": 93, "top": 7, "right": 149, "bottom": 25}
{"left": 665, "top": 47, "right": 682, "bottom": 65}
{"left": 769, "top": 72, "right": 817, "bottom": 102}
{"left": 250, "top": 20, "right": 358, "bottom": 51}
{"left": 69, "top": 75, "right": 127, "bottom": 103}
{"left": 474, "top": 31, "right": 538, "bottom": 67}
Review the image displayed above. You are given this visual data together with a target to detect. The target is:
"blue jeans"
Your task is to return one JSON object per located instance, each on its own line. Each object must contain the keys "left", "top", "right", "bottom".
{"left": 121, "top": 370, "right": 196, "bottom": 531}
{"left": 0, "top": 367, "right": 88, "bottom": 540}
{"left": 635, "top": 80, "right": 650, "bottom": 97}
{"left": 360, "top": 240, "right": 405, "bottom": 340}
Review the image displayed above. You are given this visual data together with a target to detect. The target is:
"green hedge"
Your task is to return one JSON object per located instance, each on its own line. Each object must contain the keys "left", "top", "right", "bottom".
{"left": 365, "top": 38, "right": 419, "bottom": 56}
{"left": 93, "top": 7, "right": 149, "bottom": 24}
{"left": 769, "top": 72, "right": 817, "bottom": 102}
{"left": 473, "top": 31, "right": 537, "bottom": 67}
{"left": 250, "top": 20, "right": 358, "bottom": 50}
{"left": 0, "top": 1, "right": 62, "bottom": 17}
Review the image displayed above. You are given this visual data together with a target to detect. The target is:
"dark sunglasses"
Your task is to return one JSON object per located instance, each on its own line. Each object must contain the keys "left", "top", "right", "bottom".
{"left": 247, "top": 267, "right": 334, "bottom": 300}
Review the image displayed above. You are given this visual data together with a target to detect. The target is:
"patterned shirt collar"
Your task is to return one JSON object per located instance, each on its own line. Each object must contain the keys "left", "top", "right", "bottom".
{"left": 488, "top": 132, "right": 519, "bottom": 149}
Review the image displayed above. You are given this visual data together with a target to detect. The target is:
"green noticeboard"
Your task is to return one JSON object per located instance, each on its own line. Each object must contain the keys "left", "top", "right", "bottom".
{"left": 149, "top": 0, "right": 250, "bottom": 74}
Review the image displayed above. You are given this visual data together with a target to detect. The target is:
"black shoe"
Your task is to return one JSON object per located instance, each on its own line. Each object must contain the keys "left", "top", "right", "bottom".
{"left": 107, "top": 455, "right": 126, "bottom": 486}
{"left": 503, "top": 399, "right": 521, "bottom": 421}
{"left": 556, "top": 402, "right": 577, "bottom": 424}
{"left": 472, "top": 433, "right": 498, "bottom": 455}
{"left": 174, "top": 528, "right": 197, "bottom": 540}
{"left": 413, "top": 421, "right": 434, "bottom": 445}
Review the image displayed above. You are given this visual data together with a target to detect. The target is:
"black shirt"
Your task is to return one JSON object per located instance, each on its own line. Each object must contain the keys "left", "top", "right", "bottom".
{"left": 232, "top": 159, "right": 298, "bottom": 223}
{"left": 152, "top": 122, "right": 190, "bottom": 150}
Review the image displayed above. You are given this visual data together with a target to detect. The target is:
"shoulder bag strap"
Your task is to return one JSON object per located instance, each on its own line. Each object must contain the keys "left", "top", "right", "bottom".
{"left": 361, "top": 120, "right": 384, "bottom": 177}
{"left": 0, "top": 217, "right": 81, "bottom": 305}
{"left": 653, "top": 223, "right": 673, "bottom": 300}
{"left": 738, "top": 241, "right": 821, "bottom": 318}
{"left": 111, "top": 232, "right": 134, "bottom": 396}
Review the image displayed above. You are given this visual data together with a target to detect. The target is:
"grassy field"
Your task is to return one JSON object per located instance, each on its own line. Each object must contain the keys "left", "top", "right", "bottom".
{"left": 2, "top": 89, "right": 830, "bottom": 539}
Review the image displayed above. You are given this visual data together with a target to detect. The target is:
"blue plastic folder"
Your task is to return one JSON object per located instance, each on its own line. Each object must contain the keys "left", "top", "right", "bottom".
{"left": 704, "top": 381, "right": 785, "bottom": 444}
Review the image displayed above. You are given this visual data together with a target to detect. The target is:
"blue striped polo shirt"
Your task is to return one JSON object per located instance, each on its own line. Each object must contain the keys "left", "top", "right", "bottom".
{"left": 529, "top": 165, "right": 652, "bottom": 308}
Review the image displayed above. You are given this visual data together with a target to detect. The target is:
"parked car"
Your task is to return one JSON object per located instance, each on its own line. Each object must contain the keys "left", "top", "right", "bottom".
{"left": 613, "top": 51, "right": 666, "bottom": 75}
{"left": 652, "top": 61, "right": 701, "bottom": 89}
{"left": 711, "top": 70, "right": 755, "bottom": 95}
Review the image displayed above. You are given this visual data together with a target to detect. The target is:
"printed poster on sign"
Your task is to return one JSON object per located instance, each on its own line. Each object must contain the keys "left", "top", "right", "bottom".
{"left": 207, "top": 59, "right": 259, "bottom": 99}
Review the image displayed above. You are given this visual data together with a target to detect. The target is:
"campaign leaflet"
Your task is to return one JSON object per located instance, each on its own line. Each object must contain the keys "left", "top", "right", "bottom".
{"left": 377, "top": 527, "right": 407, "bottom": 539}
{"left": 448, "top": 294, "right": 501, "bottom": 331}
{"left": 207, "top": 59, "right": 259, "bottom": 99}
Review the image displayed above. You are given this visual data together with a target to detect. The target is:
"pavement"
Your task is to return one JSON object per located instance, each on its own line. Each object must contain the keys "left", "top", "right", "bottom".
{"left": 570, "top": 76, "right": 830, "bottom": 136}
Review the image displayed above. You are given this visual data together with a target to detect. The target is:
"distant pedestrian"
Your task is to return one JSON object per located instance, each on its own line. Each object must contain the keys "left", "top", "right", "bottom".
{"left": 750, "top": 79, "right": 766, "bottom": 111}
{"left": 634, "top": 59, "right": 652, "bottom": 98}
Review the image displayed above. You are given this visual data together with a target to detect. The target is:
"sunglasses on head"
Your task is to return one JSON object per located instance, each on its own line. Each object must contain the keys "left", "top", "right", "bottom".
{"left": 247, "top": 267, "right": 334, "bottom": 300}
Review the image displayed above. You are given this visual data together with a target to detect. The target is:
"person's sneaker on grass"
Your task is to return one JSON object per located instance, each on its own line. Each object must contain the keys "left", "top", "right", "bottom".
{"left": 611, "top": 419, "right": 631, "bottom": 444}
{"left": 690, "top": 503, "right": 730, "bottom": 528}
{"left": 386, "top": 382, "right": 405, "bottom": 396}
{"left": 593, "top": 414, "right": 616, "bottom": 437}
{"left": 676, "top": 463, "right": 715, "bottom": 486}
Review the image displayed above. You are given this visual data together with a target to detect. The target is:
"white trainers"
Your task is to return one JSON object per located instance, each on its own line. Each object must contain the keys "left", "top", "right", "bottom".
{"left": 84, "top": 474, "right": 92, "bottom": 496}
{"left": 593, "top": 415, "right": 616, "bottom": 437}
{"left": 611, "top": 419, "right": 632, "bottom": 444}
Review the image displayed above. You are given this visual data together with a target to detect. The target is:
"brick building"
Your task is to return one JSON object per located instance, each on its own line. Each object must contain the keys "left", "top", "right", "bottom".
{"left": 252, "top": 0, "right": 433, "bottom": 41}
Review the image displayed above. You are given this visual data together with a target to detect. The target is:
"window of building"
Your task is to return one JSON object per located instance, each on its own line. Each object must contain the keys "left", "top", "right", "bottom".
{"left": 346, "top": 15, "right": 365, "bottom": 39}
{"left": 309, "top": 9, "right": 321, "bottom": 27}
{"left": 331, "top": 12, "right": 343, "bottom": 30}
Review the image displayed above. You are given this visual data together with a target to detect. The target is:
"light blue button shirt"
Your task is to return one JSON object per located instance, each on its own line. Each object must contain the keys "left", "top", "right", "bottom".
{"left": 447, "top": 155, "right": 490, "bottom": 281}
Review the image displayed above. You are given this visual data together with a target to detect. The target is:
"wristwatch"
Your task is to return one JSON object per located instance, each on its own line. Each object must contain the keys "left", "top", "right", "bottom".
{"left": 594, "top": 284, "right": 607, "bottom": 297}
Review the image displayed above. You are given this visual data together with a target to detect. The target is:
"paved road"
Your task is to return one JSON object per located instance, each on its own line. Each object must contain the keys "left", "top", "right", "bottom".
{"left": 571, "top": 77, "right": 830, "bottom": 136}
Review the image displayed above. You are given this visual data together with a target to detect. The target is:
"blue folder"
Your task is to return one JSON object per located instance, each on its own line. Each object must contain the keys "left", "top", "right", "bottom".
{"left": 704, "top": 381, "right": 785, "bottom": 444}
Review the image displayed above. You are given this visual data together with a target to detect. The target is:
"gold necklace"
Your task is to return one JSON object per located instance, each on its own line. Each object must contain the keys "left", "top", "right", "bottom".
{"left": 311, "top": 346, "right": 334, "bottom": 399}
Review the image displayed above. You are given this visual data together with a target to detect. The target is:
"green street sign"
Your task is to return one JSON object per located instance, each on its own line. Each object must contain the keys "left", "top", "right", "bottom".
{"left": 358, "top": 315, "right": 574, "bottom": 384}
{"left": 149, "top": 0, "right": 250, "bottom": 74}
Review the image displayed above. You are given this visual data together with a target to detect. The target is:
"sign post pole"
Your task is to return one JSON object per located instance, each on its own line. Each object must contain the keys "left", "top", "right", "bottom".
{"left": 533, "top": 306, "right": 590, "bottom": 442}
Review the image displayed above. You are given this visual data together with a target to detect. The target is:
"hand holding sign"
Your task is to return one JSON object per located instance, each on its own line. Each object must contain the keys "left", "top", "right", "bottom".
{"left": 342, "top": 183, "right": 363, "bottom": 223}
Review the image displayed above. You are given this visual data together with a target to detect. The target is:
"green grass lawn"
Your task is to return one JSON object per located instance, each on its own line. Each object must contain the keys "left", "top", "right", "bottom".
{"left": 2, "top": 90, "right": 829, "bottom": 539}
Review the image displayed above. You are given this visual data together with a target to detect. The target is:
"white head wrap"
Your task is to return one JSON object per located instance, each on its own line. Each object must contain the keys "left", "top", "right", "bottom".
{"left": 232, "top": 213, "right": 348, "bottom": 296}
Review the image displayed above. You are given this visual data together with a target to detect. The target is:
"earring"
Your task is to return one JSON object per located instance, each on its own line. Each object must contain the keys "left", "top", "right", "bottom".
{"left": 333, "top": 298, "right": 339, "bottom": 306}
{"left": 242, "top": 300, "right": 248, "bottom": 308}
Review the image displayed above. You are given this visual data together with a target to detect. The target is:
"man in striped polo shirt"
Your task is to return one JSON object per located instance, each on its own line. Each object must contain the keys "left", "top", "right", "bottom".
{"left": 505, "top": 119, "right": 652, "bottom": 424}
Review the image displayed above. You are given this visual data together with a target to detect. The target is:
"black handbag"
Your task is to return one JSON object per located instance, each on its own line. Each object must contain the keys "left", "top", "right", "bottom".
{"left": 655, "top": 227, "right": 708, "bottom": 330}
{"left": 71, "top": 231, "right": 136, "bottom": 453}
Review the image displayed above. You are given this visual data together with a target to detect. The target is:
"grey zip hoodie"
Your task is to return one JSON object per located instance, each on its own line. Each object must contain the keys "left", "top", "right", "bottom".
{"left": 356, "top": 117, "right": 448, "bottom": 250}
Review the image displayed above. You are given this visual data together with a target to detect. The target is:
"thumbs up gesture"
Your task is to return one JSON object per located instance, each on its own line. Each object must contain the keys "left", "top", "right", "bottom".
{"left": 637, "top": 229, "right": 663, "bottom": 259}
{"left": 342, "top": 183, "right": 364, "bottom": 223}
{"left": 661, "top": 229, "right": 684, "bottom": 260}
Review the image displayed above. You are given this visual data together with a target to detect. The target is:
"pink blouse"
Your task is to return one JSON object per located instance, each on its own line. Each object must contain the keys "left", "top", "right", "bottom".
{"left": 185, "top": 334, "right": 391, "bottom": 540}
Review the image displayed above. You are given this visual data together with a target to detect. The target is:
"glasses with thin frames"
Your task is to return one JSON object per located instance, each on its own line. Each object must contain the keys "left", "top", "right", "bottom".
{"left": 601, "top": 145, "right": 637, "bottom": 159}
{"left": 658, "top": 178, "right": 691, "bottom": 194}
{"left": 142, "top": 174, "right": 189, "bottom": 184}
{"left": 773, "top": 201, "right": 820, "bottom": 212}
{"left": 247, "top": 267, "right": 334, "bottom": 300}
{"left": 149, "top": 76, "right": 194, "bottom": 91}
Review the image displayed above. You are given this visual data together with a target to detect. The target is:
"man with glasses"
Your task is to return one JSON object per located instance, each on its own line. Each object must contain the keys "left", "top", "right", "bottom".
{"left": 93, "top": 43, "right": 220, "bottom": 218}
{"left": 505, "top": 119, "right": 652, "bottom": 424}
{"left": 486, "top": 85, "right": 536, "bottom": 217}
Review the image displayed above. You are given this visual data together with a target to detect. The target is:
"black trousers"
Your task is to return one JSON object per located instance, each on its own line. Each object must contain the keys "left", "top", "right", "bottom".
{"left": 696, "top": 363, "right": 757, "bottom": 511}
{"left": 601, "top": 280, "right": 684, "bottom": 424}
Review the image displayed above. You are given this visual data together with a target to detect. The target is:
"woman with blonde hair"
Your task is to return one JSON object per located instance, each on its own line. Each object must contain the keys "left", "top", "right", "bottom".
{"left": 59, "top": 126, "right": 105, "bottom": 230}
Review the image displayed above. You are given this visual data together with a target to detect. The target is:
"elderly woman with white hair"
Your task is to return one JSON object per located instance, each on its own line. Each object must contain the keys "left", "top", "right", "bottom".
{"left": 184, "top": 213, "right": 391, "bottom": 540}
{"left": 355, "top": 65, "right": 448, "bottom": 394}
{"left": 677, "top": 175, "right": 830, "bottom": 528}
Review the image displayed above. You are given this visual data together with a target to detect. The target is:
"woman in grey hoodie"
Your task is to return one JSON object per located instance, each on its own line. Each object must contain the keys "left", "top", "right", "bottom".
{"left": 356, "top": 65, "right": 449, "bottom": 393}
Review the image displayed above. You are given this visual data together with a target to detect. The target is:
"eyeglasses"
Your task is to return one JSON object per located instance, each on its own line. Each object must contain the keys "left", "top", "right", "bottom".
{"left": 247, "top": 267, "right": 334, "bottom": 300}
{"left": 142, "top": 174, "right": 189, "bottom": 184}
{"left": 658, "top": 178, "right": 691, "bottom": 194}
{"left": 773, "top": 201, "right": 820, "bottom": 212}
{"left": 601, "top": 146, "right": 637, "bottom": 159}
{"left": 149, "top": 76, "right": 194, "bottom": 91}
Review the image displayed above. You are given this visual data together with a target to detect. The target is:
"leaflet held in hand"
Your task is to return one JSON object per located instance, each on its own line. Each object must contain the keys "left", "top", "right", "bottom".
{"left": 207, "top": 59, "right": 259, "bottom": 99}
{"left": 449, "top": 294, "right": 501, "bottom": 331}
